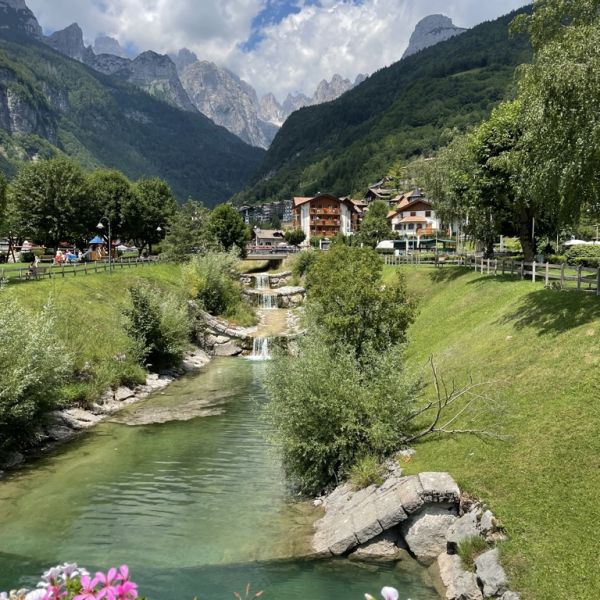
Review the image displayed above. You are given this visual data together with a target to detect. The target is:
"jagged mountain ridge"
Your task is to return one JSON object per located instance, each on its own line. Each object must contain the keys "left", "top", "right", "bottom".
{"left": 403, "top": 14, "right": 467, "bottom": 58}
{"left": 45, "top": 22, "right": 196, "bottom": 113}
{"left": 0, "top": 13, "right": 265, "bottom": 204}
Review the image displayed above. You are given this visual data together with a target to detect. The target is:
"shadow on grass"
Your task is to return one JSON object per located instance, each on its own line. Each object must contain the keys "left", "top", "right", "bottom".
{"left": 428, "top": 266, "right": 473, "bottom": 284}
{"left": 499, "top": 288, "right": 600, "bottom": 335}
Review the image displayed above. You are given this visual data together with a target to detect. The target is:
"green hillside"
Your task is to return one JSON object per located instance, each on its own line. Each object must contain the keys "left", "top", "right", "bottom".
{"left": 0, "top": 31, "right": 264, "bottom": 205}
{"left": 389, "top": 266, "right": 600, "bottom": 600}
{"left": 234, "top": 8, "right": 531, "bottom": 205}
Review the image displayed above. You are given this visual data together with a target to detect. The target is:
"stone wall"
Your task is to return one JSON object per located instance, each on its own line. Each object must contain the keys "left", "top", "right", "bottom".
{"left": 240, "top": 271, "right": 293, "bottom": 288}
{"left": 243, "top": 286, "right": 306, "bottom": 308}
{"left": 194, "top": 309, "right": 255, "bottom": 356}
{"left": 312, "top": 471, "right": 519, "bottom": 600}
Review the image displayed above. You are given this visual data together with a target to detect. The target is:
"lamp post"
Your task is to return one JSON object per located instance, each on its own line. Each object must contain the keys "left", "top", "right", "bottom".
{"left": 96, "top": 217, "right": 112, "bottom": 272}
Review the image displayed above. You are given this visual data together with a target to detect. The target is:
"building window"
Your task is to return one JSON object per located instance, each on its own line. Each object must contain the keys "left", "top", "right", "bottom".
{"left": 410, "top": 211, "right": 417, "bottom": 217}
{"left": 425, "top": 211, "right": 431, "bottom": 217}
{"left": 408, "top": 224, "right": 414, "bottom": 230}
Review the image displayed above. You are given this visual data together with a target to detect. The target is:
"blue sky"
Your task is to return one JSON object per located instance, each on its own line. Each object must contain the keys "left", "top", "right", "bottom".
{"left": 27, "top": 0, "right": 529, "bottom": 99}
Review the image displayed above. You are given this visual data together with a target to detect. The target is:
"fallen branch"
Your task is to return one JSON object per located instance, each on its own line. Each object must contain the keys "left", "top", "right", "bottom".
{"left": 402, "top": 357, "right": 506, "bottom": 444}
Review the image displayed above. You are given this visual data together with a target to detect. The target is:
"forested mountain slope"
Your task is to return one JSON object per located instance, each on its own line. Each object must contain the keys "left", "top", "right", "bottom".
{"left": 234, "top": 8, "right": 531, "bottom": 205}
{"left": 0, "top": 30, "right": 264, "bottom": 204}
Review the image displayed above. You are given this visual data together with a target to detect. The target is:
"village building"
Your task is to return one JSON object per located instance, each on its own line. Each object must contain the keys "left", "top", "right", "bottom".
{"left": 293, "top": 194, "right": 362, "bottom": 240}
{"left": 252, "top": 228, "right": 286, "bottom": 248}
{"left": 387, "top": 188, "right": 442, "bottom": 237}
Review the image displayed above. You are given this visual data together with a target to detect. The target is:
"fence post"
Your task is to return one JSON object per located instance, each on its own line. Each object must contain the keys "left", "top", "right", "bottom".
{"left": 532, "top": 261, "right": 536, "bottom": 283}
{"left": 560, "top": 263, "right": 565, "bottom": 289}
{"left": 545, "top": 263, "right": 550, "bottom": 288}
{"left": 597, "top": 267, "right": 600, "bottom": 296}
{"left": 510, "top": 261, "right": 514, "bottom": 278}
{"left": 577, "top": 265, "right": 582, "bottom": 291}
{"left": 520, "top": 262, "right": 525, "bottom": 280}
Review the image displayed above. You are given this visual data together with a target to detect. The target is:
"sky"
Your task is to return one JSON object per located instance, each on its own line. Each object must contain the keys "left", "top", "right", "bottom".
{"left": 27, "top": 0, "right": 529, "bottom": 100}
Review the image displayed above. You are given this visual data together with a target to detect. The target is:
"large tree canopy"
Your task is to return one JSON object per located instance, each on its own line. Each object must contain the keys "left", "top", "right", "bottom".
{"left": 9, "top": 157, "right": 88, "bottom": 249}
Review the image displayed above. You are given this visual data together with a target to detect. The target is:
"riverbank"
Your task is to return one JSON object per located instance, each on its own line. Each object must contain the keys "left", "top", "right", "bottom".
{"left": 385, "top": 265, "right": 600, "bottom": 599}
{"left": 0, "top": 346, "right": 211, "bottom": 474}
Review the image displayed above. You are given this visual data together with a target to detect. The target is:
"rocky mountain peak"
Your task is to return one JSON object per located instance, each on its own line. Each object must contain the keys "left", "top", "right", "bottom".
{"left": 259, "top": 93, "right": 284, "bottom": 127}
{"left": 46, "top": 23, "right": 94, "bottom": 63}
{"left": 126, "top": 51, "right": 197, "bottom": 112}
{"left": 313, "top": 74, "right": 353, "bottom": 104}
{"left": 170, "top": 48, "right": 199, "bottom": 75}
{"left": 403, "top": 14, "right": 467, "bottom": 58}
{"left": 0, "top": 0, "right": 42, "bottom": 39}
{"left": 94, "top": 35, "right": 125, "bottom": 58}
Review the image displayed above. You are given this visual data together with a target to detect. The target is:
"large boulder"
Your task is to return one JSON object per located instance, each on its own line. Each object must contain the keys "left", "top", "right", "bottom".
{"left": 446, "top": 509, "right": 482, "bottom": 553}
{"left": 349, "top": 529, "right": 409, "bottom": 560}
{"left": 475, "top": 549, "right": 508, "bottom": 597}
{"left": 436, "top": 552, "right": 483, "bottom": 600}
{"left": 213, "top": 341, "right": 242, "bottom": 357}
{"left": 401, "top": 504, "right": 457, "bottom": 565}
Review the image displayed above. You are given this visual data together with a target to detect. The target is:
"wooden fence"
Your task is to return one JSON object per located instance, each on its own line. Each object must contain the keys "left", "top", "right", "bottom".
{"left": 0, "top": 256, "right": 162, "bottom": 284}
{"left": 383, "top": 254, "right": 600, "bottom": 296}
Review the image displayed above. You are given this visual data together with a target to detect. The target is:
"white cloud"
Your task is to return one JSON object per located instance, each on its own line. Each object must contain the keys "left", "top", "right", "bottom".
{"left": 27, "top": 0, "right": 529, "bottom": 100}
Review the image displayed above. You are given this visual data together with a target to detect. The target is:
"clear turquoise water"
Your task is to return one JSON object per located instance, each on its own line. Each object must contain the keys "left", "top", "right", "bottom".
{"left": 0, "top": 358, "right": 439, "bottom": 600}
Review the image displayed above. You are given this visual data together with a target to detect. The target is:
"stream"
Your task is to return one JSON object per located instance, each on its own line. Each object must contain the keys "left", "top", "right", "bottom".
{"left": 0, "top": 357, "right": 439, "bottom": 599}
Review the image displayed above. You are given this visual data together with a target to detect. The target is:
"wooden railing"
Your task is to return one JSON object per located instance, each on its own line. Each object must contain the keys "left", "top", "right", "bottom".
{"left": 383, "top": 254, "right": 600, "bottom": 296}
{"left": 0, "top": 256, "right": 162, "bottom": 284}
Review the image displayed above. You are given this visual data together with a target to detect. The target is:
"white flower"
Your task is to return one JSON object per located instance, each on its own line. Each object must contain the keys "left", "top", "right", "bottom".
{"left": 25, "top": 590, "right": 46, "bottom": 600}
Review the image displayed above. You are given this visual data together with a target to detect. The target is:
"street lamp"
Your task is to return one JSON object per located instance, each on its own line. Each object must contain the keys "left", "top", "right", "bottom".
{"left": 96, "top": 217, "right": 112, "bottom": 272}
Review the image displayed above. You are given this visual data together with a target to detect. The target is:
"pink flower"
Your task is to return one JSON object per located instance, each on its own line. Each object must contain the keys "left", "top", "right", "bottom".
{"left": 112, "top": 581, "right": 137, "bottom": 600}
{"left": 73, "top": 575, "right": 101, "bottom": 600}
{"left": 94, "top": 569, "right": 119, "bottom": 600}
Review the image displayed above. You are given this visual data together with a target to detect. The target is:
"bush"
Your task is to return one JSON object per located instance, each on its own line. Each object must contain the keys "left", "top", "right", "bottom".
{"left": 291, "top": 250, "right": 317, "bottom": 278}
{"left": 565, "top": 244, "right": 600, "bottom": 268}
{"left": 19, "top": 250, "right": 35, "bottom": 263}
{"left": 348, "top": 454, "right": 386, "bottom": 489}
{"left": 264, "top": 334, "right": 417, "bottom": 494}
{"left": 181, "top": 251, "right": 247, "bottom": 316}
{"left": 124, "top": 283, "right": 190, "bottom": 371}
{"left": 0, "top": 251, "right": 6, "bottom": 264}
{"left": 0, "top": 292, "right": 72, "bottom": 453}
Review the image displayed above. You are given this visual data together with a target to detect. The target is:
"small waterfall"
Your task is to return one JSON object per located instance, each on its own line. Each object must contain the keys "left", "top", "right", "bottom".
{"left": 248, "top": 337, "right": 271, "bottom": 361}
{"left": 256, "top": 274, "right": 270, "bottom": 289}
{"left": 259, "top": 293, "right": 277, "bottom": 310}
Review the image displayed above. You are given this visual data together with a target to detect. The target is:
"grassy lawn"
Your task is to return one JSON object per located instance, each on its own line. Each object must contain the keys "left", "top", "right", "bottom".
{"left": 385, "top": 266, "right": 600, "bottom": 599}
{"left": 3, "top": 264, "right": 183, "bottom": 403}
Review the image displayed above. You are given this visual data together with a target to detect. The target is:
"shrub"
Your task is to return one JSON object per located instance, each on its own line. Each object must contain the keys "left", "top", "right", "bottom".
{"left": 291, "top": 250, "right": 317, "bottom": 278}
{"left": 124, "top": 283, "right": 190, "bottom": 371}
{"left": 348, "top": 455, "right": 386, "bottom": 489}
{"left": 264, "top": 335, "right": 417, "bottom": 494}
{"left": 181, "top": 251, "right": 246, "bottom": 316}
{"left": 19, "top": 250, "right": 35, "bottom": 263}
{"left": 565, "top": 244, "right": 600, "bottom": 268}
{"left": 0, "top": 292, "right": 72, "bottom": 453}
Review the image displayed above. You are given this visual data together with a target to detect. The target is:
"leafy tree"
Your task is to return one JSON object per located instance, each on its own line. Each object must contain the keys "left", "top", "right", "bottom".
{"left": 86, "top": 170, "right": 135, "bottom": 240}
{"left": 358, "top": 200, "right": 393, "bottom": 248}
{"left": 305, "top": 245, "right": 415, "bottom": 360}
{"left": 162, "top": 200, "right": 209, "bottom": 262}
{"left": 284, "top": 228, "right": 306, "bottom": 247}
{"left": 8, "top": 157, "right": 88, "bottom": 249}
{"left": 122, "top": 178, "right": 177, "bottom": 254}
{"left": 517, "top": 14, "right": 600, "bottom": 231}
{"left": 512, "top": 0, "right": 600, "bottom": 51}
{"left": 204, "top": 204, "right": 250, "bottom": 256}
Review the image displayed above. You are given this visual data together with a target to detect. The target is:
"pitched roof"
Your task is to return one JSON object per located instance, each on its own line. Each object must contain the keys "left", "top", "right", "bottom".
{"left": 399, "top": 216, "right": 428, "bottom": 223}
